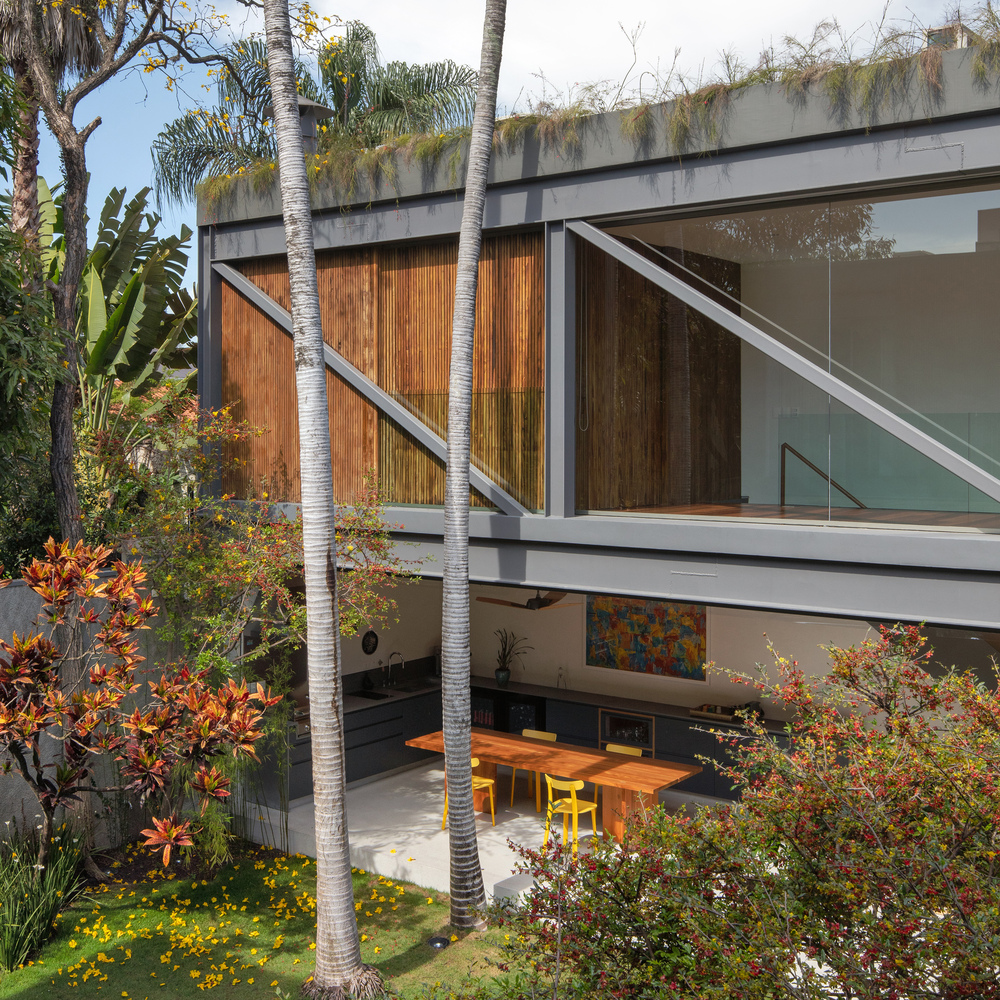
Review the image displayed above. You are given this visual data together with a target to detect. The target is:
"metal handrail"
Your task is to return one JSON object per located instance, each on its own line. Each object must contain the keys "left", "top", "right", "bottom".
{"left": 780, "top": 442, "right": 867, "bottom": 509}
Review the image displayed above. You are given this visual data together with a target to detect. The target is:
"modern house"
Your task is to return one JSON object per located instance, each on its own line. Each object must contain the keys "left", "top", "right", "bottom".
{"left": 198, "top": 43, "right": 1000, "bottom": 799}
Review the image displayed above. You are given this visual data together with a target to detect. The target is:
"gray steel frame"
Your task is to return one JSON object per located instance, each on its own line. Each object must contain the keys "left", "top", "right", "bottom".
{"left": 198, "top": 99, "right": 1000, "bottom": 624}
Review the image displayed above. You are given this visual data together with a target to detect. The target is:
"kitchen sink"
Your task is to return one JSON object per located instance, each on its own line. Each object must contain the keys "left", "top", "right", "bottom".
{"left": 391, "top": 681, "right": 434, "bottom": 694}
{"left": 353, "top": 690, "right": 393, "bottom": 701}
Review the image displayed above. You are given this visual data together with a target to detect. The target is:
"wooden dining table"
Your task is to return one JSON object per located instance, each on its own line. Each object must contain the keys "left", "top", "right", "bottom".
{"left": 406, "top": 727, "right": 701, "bottom": 841}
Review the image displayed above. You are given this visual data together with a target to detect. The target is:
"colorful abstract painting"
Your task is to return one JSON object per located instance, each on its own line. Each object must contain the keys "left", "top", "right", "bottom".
{"left": 585, "top": 596, "right": 707, "bottom": 680}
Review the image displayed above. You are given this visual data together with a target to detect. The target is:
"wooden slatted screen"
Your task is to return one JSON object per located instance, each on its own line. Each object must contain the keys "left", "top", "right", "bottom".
{"left": 219, "top": 232, "right": 545, "bottom": 508}
{"left": 575, "top": 239, "right": 741, "bottom": 511}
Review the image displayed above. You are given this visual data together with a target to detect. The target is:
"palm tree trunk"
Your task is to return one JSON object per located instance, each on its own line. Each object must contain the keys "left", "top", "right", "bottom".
{"left": 261, "top": 1, "right": 382, "bottom": 997}
{"left": 441, "top": 0, "right": 506, "bottom": 929}
{"left": 10, "top": 58, "right": 40, "bottom": 254}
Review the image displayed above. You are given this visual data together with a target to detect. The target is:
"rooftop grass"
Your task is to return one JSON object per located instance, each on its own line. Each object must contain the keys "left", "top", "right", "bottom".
{"left": 0, "top": 841, "right": 515, "bottom": 999}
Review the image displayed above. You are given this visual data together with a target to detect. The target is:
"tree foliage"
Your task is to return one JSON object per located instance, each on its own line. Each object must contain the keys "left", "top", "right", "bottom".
{"left": 501, "top": 625, "right": 1000, "bottom": 999}
{"left": 150, "top": 37, "right": 320, "bottom": 206}
{"left": 3, "top": 0, "right": 235, "bottom": 544}
{"left": 0, "top": 226, "right": 60, "bottom": 484}
{"left": 64, "top": 183, "right": 197, "bottom": 436}
{"left": 151, "top": 23, "right": 477, "bottom": 206}
{"left": 0, "top": 538, "right": 280, "bottom": 874}
{"left": 319, "top": 21, "right": 475, "bottom": 145}
{"left": 93, "top": 403, "right": 415, "bottom": 671}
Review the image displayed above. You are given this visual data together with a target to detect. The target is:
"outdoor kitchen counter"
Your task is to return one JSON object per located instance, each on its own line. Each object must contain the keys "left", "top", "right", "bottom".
{"left": 467, "top": 676, "right": 784, "bottom": 732}
{"left": 342, "top": 677, "right": 441, "bottom": 714}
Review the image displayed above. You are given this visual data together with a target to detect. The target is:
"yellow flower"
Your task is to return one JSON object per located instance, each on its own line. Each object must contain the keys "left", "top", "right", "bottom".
{"left": 68, "top": 941, "right": 77, "bottom": 949}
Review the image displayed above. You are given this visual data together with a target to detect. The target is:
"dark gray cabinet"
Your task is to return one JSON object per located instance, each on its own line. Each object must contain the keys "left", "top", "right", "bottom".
{"left": 541, "top": 697, "right": 742, "bottom": 799}
{"left": 260, "top": 691, "right": 444, "bottom": 805}
{"left": 545, "top": 698, "right": 599, "bottom": 747}
{"left": 258, "top": 724, "right": 313, "bottom": 808}
{"left": 654, "top": 716, "right": 739, "bottom": 798}
{"left": 345, "top": 702, "right": 405, "bottom": 782}
{"left": 345, "top": 692, "right": 442, "bottom": 783}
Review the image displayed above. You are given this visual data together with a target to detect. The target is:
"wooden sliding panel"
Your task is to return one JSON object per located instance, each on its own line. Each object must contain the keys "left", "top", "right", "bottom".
{"left": 676, "top": 249, "right": 742, "bottom": 505}
{"left": 220, "top": 268, "right": 301, "bottom": 500}
{"left": 378, "top": 241, "right": 455, "bottom": 506}
{"left": 473, "top": 233, "right": 545, "bottom": 510}
{"left": 315, "top": 250, "right": 379, "bottom": 502}
{"left": 223, "top": 255, "right": 378, "bottom": 504}
{"left": 575, "top": 241, "right": 669, "bottom": 510}
{"left": 377, "top": 232, "right": 545, "bottom": 509}
{"left": 222, "top": 232, "right": 545, "bottom": 509}
{"left": 575, "top": 240, "right": 742, "bottom": 512}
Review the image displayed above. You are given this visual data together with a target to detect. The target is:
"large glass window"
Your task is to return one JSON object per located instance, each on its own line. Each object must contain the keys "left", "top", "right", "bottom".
{"left": 581, "top": 184, "right": 1000, "bottom": 528}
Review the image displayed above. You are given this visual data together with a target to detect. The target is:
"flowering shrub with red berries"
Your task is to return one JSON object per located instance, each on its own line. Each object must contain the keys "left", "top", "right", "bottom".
{"left": 500, "top": 625, "right": 1000, "bottom": 999}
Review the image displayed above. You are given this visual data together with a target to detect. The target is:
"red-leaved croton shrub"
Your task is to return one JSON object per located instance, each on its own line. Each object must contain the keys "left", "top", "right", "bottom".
{"left": 0, "top": 538, "right": 279, "bottom": 871}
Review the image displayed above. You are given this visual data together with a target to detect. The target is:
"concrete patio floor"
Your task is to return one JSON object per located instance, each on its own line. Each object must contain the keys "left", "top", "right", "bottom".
{"left": 244, "top": 759, "right": 721, "bottom": 897}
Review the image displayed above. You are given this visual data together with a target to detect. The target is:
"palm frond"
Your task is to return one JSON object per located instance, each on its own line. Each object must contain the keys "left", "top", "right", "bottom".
{"left": 0, "top": 1, "right": 103, "bottom": 78}
{"left": 153, "top": 21, "right": 477, "bottom": 202}
{"left": 357, "top": 60, "right": 476, "bottom": 145}
{"left": 151, "top": 110, "right": 274, "bottom": 207}
{"left": 320, "top": 21, "right": 380, "bottom": 134}
{"left": 361, "top": 60, "right": 477, "bottom": 142}
{"left": 217, "top": 38, "right": 319, "bottom": 116}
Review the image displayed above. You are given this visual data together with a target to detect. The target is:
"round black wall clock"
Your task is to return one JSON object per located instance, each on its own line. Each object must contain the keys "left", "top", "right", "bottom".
{"left": 361, "top": 630, "right": 379, "bottom": 655}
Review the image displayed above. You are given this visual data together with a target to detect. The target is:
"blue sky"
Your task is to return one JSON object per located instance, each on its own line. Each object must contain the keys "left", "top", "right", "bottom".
{"left": 35, "top": 0, "right": 947, "bottom": 286}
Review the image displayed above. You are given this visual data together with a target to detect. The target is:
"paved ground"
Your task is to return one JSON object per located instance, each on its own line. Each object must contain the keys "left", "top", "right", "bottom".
{"left": 244, "top": 759, "right": 721, "bottom": 897}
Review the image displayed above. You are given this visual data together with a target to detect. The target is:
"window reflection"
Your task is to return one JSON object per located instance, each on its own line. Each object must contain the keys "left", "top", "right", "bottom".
{"left": 583, "top": 184, "right": 1000, "bottom": 527}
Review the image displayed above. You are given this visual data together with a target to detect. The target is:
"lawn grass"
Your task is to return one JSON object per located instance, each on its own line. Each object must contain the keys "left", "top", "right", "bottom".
{"left": 0, "top": 842, "right": 516, "bottom": 999}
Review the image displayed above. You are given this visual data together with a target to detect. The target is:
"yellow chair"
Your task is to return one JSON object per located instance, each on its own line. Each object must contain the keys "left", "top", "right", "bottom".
{"left": 543, "top": 774, "right": 598, "bottom": 856}
{"left": 511, "top": 729, "right": 558, "bottom": 812}
{"left": 442, "top": 758, "right": 495, "bottom": 828}
{"left": 595, "top": 742, "right": 643, "bottom": 804}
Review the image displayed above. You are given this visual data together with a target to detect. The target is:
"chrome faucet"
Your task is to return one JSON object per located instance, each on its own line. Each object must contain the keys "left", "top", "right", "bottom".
{"left": 385, "top": 651, "right": 404, "bottom": 687}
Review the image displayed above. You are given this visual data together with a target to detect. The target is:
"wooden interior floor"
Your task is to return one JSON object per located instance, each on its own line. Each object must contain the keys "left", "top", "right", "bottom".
{"left": 626, "top": 503, "right": 1000, "bottom": 530}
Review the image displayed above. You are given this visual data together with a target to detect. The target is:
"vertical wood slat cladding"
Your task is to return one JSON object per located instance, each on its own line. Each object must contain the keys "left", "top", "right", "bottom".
{"left": 220, "top": 276, "right": 301, "bottom": 499}
{"left": 378, "top": 233, "right": 545, "bottom": 509}
{"left": 222, "top": 255, "right": 379, "bottom": 503}
{"left": 220, "top": 233, "right": 545, "bottom": 507}
{"left": 575, "top": 240, "right": 741, "bottom": 511}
